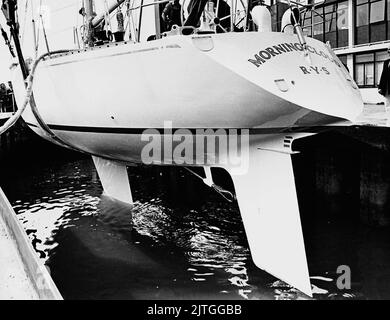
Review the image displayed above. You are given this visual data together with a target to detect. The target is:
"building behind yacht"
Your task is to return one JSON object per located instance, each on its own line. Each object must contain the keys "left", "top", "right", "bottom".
{"left": 268, "top": 0, "right": 389, "bottom": 104}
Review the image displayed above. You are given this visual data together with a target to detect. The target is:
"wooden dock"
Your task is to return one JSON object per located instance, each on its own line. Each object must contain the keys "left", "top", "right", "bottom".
{"left": 0, "top": 188, "right": 62, "bottom": 300}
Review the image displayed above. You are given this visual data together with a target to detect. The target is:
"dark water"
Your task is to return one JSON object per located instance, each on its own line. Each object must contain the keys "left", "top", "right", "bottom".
{"left": 2, "top": 148, "right": 390, "bottom": 300}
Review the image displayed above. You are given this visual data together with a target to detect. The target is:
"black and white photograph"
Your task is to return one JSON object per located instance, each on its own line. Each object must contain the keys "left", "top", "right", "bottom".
{"left": 1, "top": 0, "right": 390, "bottom": 308}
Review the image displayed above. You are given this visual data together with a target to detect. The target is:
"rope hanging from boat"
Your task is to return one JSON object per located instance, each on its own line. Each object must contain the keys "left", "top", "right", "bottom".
{"left": 184, "top": 167, "right": 235, "bottom": 202}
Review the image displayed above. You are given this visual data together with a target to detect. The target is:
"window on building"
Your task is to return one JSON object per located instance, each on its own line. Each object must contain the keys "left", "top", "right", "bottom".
{"left": 337, "top": 2, "right": 349, "bottom": 46}
{"left": 356, "top": 1, "right": 369, "bottom": 26}
{"left": 388, "top": 0, "right": 390, "bottom": 20}
{"left": 355, "top": 50, "right": 388, "bottom": 87}
{"left": 355, "top": 0, "right": 388, "bottom": 45}
{"left": 387, "top": 0, "right": 390, "bottom": 37}
{"left": 302, "top": 12, "right": 312, "bottom": 36}
{"left": 371, "top": 0, "right": 385, "bottom": 22}
{"left": 355, "top": 53, "right": 374, "bottom": 86}
{"left": 325, "top": 5, "right": 337, "bottom": 32}
{"left": 313, "top": 13, "right": 323, "bottom": 37}
{"left": 375, "top": 51, "right": 389, "bottom": 85}
{"left": 303, "top": 1, "right": 349, "bottom": 48}
{"left": 338, "top": 2, "right": 349, "bottom": 29}
{"left": 338, "top": 54, "right": 348, "bottom": 71}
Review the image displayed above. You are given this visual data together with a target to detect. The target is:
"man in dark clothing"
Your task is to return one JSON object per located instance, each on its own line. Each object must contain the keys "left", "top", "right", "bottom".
{"left": 379, "top": 46, "right": 390, "bottom": 110}
{"left": 185, "top": 0, "right": 231, "bottom": 32}
{"left": 185, "top": 0, "right": 208, "bottom": 28}
{"left": 162, "top": 0, "right": 183, "bottom": 31}
{"left": 0, "top": 83, "right": 6, "bottom": 96}
{"left": 7, "top": 81, "right": 13, "bottom": 92}
{"left": 0, "top": 83, "right": 7, "bottom": 112}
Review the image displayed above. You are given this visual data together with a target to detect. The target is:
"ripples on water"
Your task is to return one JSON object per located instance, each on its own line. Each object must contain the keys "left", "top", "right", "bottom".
{"left": 3, "top": 158, "right": 390, "bottom": 299}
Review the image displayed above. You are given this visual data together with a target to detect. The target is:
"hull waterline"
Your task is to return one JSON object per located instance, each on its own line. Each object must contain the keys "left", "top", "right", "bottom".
{"left": 10, "top": 31, "right": 365, "bottom": 297}
{"left": 12, "top": 32, "right": 362, "bottom": 165}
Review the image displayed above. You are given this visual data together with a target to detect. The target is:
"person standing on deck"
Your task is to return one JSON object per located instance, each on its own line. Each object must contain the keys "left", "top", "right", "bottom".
{"left": 378, "top": 46, "right": 390, "bottom": 111}
{"left": 79, "top": 5, "right": 97, "bottom": 46}
{"left": 117, "top": 6, "right": 125, "bottom": 33}
{"left": 0, "top": 83, "right": 6, "bottom": 96}
{"left": 162, "top": 0, "right": 183, "bottom": 31}
{"left": 0, "top": 83, "right": 7, "bottom": 112}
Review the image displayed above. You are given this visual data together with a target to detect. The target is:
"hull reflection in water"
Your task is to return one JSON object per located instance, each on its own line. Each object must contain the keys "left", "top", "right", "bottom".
{"left": 3, "top": 158, "right": 388, "bottom": 300}
{"left": 6, "top": 159, "right": 275, "bottom": 299}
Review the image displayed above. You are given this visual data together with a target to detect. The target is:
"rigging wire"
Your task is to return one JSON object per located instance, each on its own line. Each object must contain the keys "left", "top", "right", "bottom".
{"left": 40, "top": 13, "right": 50, "bottom": 54}
{"left": 51, "top": 2, "right": 79, "bottom": 14}
{"left": 74, "top": 0, "right": 81, "bottom": 47}
{"left": 104, "top": 0, "right": 113, "bottom": 33}
{"left": 129, "top": 0, "right": 137, "bottom": 40}
{"left": 35, "top": 0, "right": 43, "bottom": 54}
{"left": 50, "top": 26, "right": 74, "bottom": 36}
{"left": 20, "top": 0, "right": 29, "bottom": 45}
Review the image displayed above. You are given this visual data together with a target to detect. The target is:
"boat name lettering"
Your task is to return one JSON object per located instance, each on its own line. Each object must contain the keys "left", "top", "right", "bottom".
{"left": 248, "top": 43, "right": 341, "bottom": 68}
{"left": 299, "top": 65, "right": 330, "bottom": 75}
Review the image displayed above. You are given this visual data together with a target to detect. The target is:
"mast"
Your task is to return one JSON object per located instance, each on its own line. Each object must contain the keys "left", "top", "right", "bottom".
{"left": 92, "top": 0, "right": 126, "bottom": 28}
{"left": 85, "top": 0, "right": 94, "bottom": 18}
{"left": 84, "top": 0, "right": 95, "bottom": 46}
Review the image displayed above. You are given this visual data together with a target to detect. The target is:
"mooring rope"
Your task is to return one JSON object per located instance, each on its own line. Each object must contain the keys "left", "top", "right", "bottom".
{"left": 184, "top": 167, "right": 235, "bottom": 202}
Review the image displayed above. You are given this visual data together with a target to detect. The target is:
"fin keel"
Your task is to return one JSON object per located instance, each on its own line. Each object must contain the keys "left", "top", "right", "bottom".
{"left": 92, "top": 156, "right": 133, "bottom": 204}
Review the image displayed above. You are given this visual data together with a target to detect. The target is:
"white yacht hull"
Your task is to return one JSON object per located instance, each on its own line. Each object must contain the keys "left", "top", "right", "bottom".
{"left": 10, "top": 31, "right": 365, "bottom": 297}
{"left": 13, "top": 32, "right": 362, "bottom": 165}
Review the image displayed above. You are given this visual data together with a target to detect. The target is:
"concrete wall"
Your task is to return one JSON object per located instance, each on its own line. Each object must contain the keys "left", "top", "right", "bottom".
{"left": 294, "top": 130, "right": 390, "bottom": 228}
{"left": 0, "top": 187, "right": 62, "bottom": 300}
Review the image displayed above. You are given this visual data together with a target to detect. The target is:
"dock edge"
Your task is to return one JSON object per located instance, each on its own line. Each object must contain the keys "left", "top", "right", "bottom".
{"left": 0, "top": 187, "right": 63, "bottom": 300}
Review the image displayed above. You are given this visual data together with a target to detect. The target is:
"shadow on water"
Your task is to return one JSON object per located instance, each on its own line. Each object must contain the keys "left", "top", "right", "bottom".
{"left": 2, "top": 132, "right": 390, "bottom": 299}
